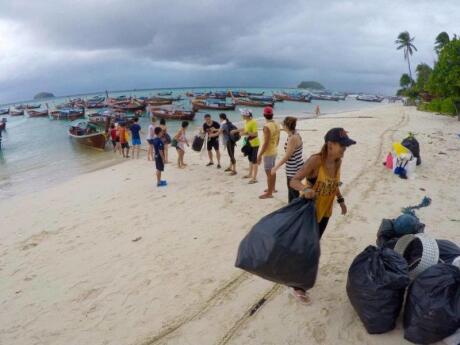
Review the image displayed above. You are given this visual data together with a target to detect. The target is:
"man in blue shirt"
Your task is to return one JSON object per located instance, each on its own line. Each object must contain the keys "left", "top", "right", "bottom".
{"left": 152, "top": 127, "right": 167, "bottom": 187}
{"left": 130, "top": 117, "right": 142, "bottom": 159}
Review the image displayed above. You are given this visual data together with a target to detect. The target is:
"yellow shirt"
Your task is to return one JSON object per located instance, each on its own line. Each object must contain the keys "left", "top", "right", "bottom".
{"left": 244, "top": 119, "right": 260, "bottom": 147}
{"left": 313, "top": 164, "right": 340, "bottom": 222}
{"left": 264, "top": 121, "right": 280, "bottom": 156}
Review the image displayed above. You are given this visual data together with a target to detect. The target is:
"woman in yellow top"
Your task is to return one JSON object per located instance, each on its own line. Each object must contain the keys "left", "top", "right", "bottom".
{"left": 289, "top": 127, "right": 356, "bottom": 304}
{"left": 257, "top": 106, "right": 280, "bottom": 199}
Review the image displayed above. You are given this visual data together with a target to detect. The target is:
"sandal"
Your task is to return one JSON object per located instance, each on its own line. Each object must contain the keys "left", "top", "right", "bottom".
{"left": 248, "top": 179, "right": 258, "bottom": 184}
{"left": 243, "top": 175, "right": 251, "bottom": 179}
{"left": 229, "top": 171, "right": 237, "bottom": 176}
{"left": 206, "top": 162, "right": 214, "bottom": 166}
{"left": 259, "top": 193, "right": 273, "bottom": 199}
{"left": 288, "top": 288, "right": 312, "bottom": 305}
{"left": 224, "top": 167, "right": 232, "bottom": 172}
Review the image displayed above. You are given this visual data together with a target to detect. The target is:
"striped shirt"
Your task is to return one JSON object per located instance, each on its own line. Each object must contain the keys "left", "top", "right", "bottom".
{"left": 284, "top": 133, "right": 304, "bottom": 178}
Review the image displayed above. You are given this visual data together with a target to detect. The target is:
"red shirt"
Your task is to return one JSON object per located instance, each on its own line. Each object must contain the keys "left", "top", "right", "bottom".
{"left": 110, "top": 128, "right": 117, "bottom": 140}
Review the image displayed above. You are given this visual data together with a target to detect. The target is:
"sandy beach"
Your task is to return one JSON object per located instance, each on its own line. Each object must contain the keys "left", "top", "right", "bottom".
{"left": 1, "top": 104, "right": 459, "bottom": 345}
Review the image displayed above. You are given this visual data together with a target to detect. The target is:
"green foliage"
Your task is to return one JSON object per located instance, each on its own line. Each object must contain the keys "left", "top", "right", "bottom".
{"left": 415, "top": 63, "right": 432, "bottom": 93}
{"left": 435, "top": 32, "right": 450, "bottom": 55}
{"left": 427, "top": 39, "right": 460, "bottom": 98}
{"left": 297, "top": 81, "right": 325, "bottom": 90}
{"left": 395, "top": 31, "right": 417, "bottom": 81}
{"left": 400, "top": 73, "right": 411, "bottom": 88}
{"left": 419, "top": 97, "right": 459, "bottom": 116}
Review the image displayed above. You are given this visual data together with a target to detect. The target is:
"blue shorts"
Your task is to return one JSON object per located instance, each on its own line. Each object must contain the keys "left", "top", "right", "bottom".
{"left": 132, "top": 137, "right": 141, "bottom": 146}
{"left": 155, "top": 156, "right": 164, "bottom": 172}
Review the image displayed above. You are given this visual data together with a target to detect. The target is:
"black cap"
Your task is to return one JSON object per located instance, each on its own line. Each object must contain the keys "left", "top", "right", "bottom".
{"left": 324, "top": 128, "right": 356, "bottom": 147}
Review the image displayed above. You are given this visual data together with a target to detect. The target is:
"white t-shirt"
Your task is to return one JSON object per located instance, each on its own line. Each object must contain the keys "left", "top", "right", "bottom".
{"left": 147, "top": 124, "right": 156, "bottom": 140}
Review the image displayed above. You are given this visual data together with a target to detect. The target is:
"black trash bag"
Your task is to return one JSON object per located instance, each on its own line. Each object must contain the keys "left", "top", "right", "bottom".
{"left": 346, "top": 246, "right": 410, "bottom": 334}
{"left": 437, "top": 239, "right": 460, "bottom": 264}
{"left": 404, "top": 263, "right": 460, "bottom": 344}
{"left": 402, "top": 135, "right": 421, "bottom": 165}
{"left": 376, "top": 216, "right": 425, "bottom": 248}
{"left": 235, "top": 198, "right": 320, "bottom": 290}
{"left": 192, "top": 135, "right": 204, "bottom": 152}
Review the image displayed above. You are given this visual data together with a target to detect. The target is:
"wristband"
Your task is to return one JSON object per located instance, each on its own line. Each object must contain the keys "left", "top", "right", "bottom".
{"left": 337, "top": 197, "right": 345, "bottom": 204}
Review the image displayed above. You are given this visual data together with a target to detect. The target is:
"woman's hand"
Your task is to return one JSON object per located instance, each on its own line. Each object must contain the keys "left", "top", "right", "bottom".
{"left": 303, "top": 188, "right": 316, "bottom": 199}
{"left": 270, "top": 166, "right": 278, "bottom": 176}
{"left": 340, "top": 202, "right": 347, "bottom": 215}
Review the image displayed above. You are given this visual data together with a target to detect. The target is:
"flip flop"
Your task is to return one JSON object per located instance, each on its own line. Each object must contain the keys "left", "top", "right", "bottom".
{"left": 224, "top": 168, "right": 232, "bottom": 172}
{"left": 288, "top": 288, "right": 312, "bottom": 305}
{"left": 248, "top": 179, "right": 258, "bottom": 184}
{"left": 229, "top": 171, "right": 237, "bottom": 176}
{"left": 243, "top": 175, "right": 251, "bottom": 179}
{"left": 259, "top": 193, "right": 273, "bottom": 199}
{"left": 206, "top": 162, "right": 214, "bottom": 166}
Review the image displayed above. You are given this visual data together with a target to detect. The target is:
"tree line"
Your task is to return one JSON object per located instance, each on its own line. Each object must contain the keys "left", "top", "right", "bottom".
{"left": 395, "top": 31, "right": 460, "bottom": 115}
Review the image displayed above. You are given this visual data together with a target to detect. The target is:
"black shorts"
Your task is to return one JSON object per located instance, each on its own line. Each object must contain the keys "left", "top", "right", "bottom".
{"left": 111, "top": 140, "right": 117, "bottom": 147}
{"left": 248, "top": 146, "right": 259, "bottom": 164}
{"left": 207, "top": 139, "right": 219, "bottom": 151}
{"left": 121, "top": 142, "right": 129, "bottom": 149}
{"left": 155, "top": 156, "right": 164, "bottom": 172}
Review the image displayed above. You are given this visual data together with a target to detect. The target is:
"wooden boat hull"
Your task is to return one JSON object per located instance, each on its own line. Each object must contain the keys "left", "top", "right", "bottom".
{"left": 0, "top": 109, "right": 9, "bottom": 115}
{"left": 191, "top": 100, "right": 235, "bottom": 111}
{"left": 147, "top": 99, "right": 174, "bottom": 105}
{"left": 10, "top": 110, "right": 25, "bottom": 116}
{"left": 27, "top": 110, "right": 49, "bottom": 117}
{"left": 50, "top": 111, "right": 85, "bottom": 121}
{"left": 157, "top": 92, "right": 172, "bottom": 96}
{"left": 234, "top": 99, "right": 275, "bottom": 107}
{"left": 151, "top": 109, "right": 196, "bottom": 121}
{"left": 86, "top": 102, "right": 106, "bottom": 109}
{"left": 68, "top": 130, "right": 107, "bottom": 150}
{"left": 26, "top": 104, "right": 41, "bottom": 109}
{"left": 111, "top": 104, "right": 146, "bottom": 112}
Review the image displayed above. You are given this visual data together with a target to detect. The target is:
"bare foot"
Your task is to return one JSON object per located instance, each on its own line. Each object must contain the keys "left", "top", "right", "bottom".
{"left": 288, "top": 288, "right": 312, "bottom": 305}
{"left": 259, "top": 193, "right": 273, "bottom": 199}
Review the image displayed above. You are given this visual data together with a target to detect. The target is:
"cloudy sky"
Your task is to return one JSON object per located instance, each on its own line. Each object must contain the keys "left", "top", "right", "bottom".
{"left": 0, "top": 0, "right": 458, "bottom": 103}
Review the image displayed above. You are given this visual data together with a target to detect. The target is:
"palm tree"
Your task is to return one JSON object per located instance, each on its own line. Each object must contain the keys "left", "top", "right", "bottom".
{"left": 395, "top": 31, "right": 417, "bottom": 82}
{"left": 434, "top": 32, "right": 450, "bottom": 55}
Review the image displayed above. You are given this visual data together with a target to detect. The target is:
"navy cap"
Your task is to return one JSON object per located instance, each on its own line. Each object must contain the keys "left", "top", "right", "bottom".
{"left": 324, "top": 128, "right": 356, "bottom": 147}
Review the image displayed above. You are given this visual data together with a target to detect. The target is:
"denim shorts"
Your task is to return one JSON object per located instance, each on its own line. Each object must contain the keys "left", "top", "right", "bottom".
{"left": 264, "top": 155, "right": 277, "bottom": 170}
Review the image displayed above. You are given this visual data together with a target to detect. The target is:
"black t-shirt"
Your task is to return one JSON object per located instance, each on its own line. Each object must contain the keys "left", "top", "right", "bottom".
{"left": 203, "top": 121, "right": 220, "bottom": 142}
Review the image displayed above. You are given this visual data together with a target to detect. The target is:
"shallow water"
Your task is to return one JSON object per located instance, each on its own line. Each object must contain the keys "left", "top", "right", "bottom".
{"left": 0, "top": 87, "right": 386, "bottom": 199}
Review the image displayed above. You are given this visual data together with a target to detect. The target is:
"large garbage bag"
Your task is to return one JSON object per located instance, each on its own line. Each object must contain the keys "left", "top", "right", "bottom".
{"left": 346, "top": 246, "right": 410, "bottom": 334}
{"left": 404, "top": 263, "right": 460, "bottom": 344}
{"left": 192, "top": 135, "right": 204, "bottom": 152}
{"left": 376, "top": 216, "right": 424, "bottom": 248}
{"left": 402, "top": 135, "right": 421, "bottom": 165}
{"left": 235, "top": 198, "right": 320, "bottom": 290}
{"left": 437, "top": 240, "right": 460, "bottom": 264}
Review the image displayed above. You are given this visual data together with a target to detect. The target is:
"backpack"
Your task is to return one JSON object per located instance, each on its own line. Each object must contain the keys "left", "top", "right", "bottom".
{"left": 227, "top": 122, "right": 241, "bottom": 142}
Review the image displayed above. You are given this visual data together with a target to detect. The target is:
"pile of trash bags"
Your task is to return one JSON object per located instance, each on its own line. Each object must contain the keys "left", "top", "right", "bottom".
{"left": 235, "top": 198, "right": 320, "bottom": 290}
{"left": 346, "top": 204, "right": 460, "bottom": 344}
{"left": 384, "top": 133, "right": 421, "bottom": 179}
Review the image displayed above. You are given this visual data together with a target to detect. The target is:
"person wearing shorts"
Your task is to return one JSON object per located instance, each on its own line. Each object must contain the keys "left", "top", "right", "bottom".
{"left": 109, "top": 124, "right": 118, "bottom": 152}
{"left": 118, "top": 122, "right": 130, "bottom": 158}
{"left": 130, "top": 117, "right": 142, "bottom": 159}
{"left": 202, "top": 114, "right": 221, "bottom": 169}
{"left": 152, "top": 127, "right": 167, "bottom": 187}
{"left": 257, "top": 106, "right": 280, "bottom": 199}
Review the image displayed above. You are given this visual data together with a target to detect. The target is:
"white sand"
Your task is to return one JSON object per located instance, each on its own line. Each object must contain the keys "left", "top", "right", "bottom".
{"left": 1, "top": 104, "right": 459, "bottom": 345}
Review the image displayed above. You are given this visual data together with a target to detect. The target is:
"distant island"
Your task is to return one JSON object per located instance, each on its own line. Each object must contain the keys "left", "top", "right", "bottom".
{"left": 34, "top": 92, "right": 55, "bottom": 100}
{"left": 297, "top": 81, "right": 325, "bottom": 90}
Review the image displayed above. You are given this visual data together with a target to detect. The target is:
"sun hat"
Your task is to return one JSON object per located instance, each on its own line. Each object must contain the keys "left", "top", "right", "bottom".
{"left": 239, "top": 108, "right": 252, "bottom": 117}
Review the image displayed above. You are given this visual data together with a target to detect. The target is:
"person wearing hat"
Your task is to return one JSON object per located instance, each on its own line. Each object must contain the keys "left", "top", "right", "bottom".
{"left": 288, "top": 127, "right": 356, "bottom": 304}
{"left": 231, "top": 109, "right": 260, "bottom": 183}
{"left": 257, "top": 106, "right": 280, "bottom": 199}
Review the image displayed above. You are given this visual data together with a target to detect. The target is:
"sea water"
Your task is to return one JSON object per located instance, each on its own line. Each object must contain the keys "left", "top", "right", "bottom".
{"left": 0, "top": 87, "right": 386, "bottom": 199}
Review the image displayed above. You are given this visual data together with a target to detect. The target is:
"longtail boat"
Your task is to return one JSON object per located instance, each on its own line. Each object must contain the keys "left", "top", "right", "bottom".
{"left": 273, "top": 92, "right": 311, "bottom": 102}
{"left": 150, "top": 106, "right": 196, "bottom": 121}
{"left": 191, "top": 99, "right": 235, "bottom": 111}
{"left": 248, "top": 95, "right": 275, "bottom": 102}
{"left": 110, "top": 101, "right": 146, "bottom": 112}
{"left": 207, "top": 92, "right": 227, "bottom": 100}
{"left": 157, "top": 91, "right": 172, "bottom": 96}
{"left": 26, "top": 104, "right": 41, "bottom": 109}
{"left": 50, "top": 108, "right": 85, "bottom": 120}
{"left": 147, "top": 99, "right": 173, "bottom": 106}
{"left": 27, "top": 109, "right": 49, "bottom": 117}
{"left": 356, "top": 95, "right": 384, "bottom": 102}
{"left": 0, "top": 108, "right": 9, "bottom": 115}
{"left": 68, "top": 120, "right": 107, "bottom": 150}
{"left": 233, "top": 98, "right": 275, "bottom": 107}
{"left": 186, "top": 92, "right": 210, "bottom": 99}
{"left": 10, "top": 109, "right": 25, "bottom": 116}
{"left": 246, "top": 91, "right": 264, "bottom": 96}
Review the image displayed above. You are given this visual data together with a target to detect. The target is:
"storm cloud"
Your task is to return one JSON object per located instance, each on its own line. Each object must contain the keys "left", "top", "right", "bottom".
{"left": 0, "top": 0, "right": 458, "bottom": 103}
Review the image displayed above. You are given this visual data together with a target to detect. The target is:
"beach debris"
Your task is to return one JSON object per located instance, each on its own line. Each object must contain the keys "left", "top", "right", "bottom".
{"left": 235, "top": 198, "right": 320, "bottom": 290}
{"left": 132, "top": 236, "right": 142, "bottom": 242}
{"left": 403, "top": 264, "right": 460, "bottom": 344}
{"left": 419, "top": 188, "right": 426, "bottom": 191}
{"left": 401, "top": 196, "right": 432, "bottom": 216}
{"left": 438, "top": 151, "right": 447, "bottom": 155}
{"left": 347, "top": 246, "right": 410, "bottom": 334}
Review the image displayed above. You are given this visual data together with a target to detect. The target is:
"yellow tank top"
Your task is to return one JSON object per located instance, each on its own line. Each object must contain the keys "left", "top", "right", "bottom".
{"left": 264, "top": 121, "right": 280, "bottom": 156}
{"left": 313, "top": 164, "right": 341, "bottom": 222}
